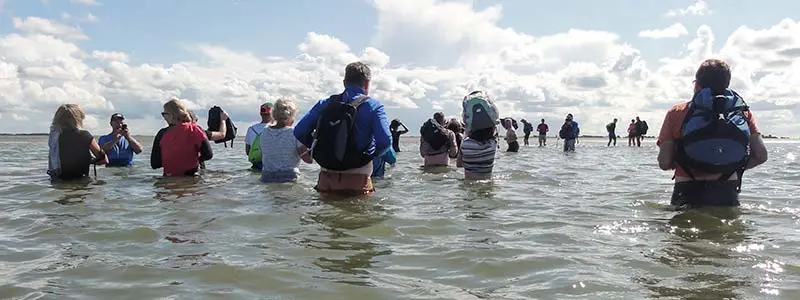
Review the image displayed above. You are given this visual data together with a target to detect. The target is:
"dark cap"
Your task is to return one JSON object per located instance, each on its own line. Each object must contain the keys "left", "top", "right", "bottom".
{"left": 110, "top": 113, "right": 124, "bottom": 121}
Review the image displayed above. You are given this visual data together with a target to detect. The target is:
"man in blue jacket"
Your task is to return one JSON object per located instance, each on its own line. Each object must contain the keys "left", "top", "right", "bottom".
{"left": 294, "top": 62, "right": 392, "bottom": 195}
{"left": 559, "top": 113, "right": 580, "bottom": 152}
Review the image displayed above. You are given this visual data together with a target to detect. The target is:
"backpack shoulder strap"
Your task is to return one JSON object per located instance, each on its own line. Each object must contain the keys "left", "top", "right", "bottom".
{"left": 349, "top": 95, "right": 369, "bottom": 108}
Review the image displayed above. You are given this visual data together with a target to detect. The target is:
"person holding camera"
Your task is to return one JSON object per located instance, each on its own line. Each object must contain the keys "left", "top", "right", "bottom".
{"left": 99, "top": 113, "right": 143, "bottom": 167}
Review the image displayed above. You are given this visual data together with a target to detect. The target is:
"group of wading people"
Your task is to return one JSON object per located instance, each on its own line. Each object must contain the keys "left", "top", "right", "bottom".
{"left": 46, "top": 59, "right": 767, "bottom": 210}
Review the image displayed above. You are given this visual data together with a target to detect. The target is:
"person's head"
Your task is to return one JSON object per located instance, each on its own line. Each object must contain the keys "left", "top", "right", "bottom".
{"left": 390, "top": 119, "right": 400, "bottom": 130}
{"left": 189, "top": 110, "right": 198, "bottom": 123}
{"left": 260, "top": 102, "right": 273, "bottom": 123}
{"left": 110, "top": 113, "right": 125, "bottom": 130}
{"left": 433, "top": 112, "right": 445, "bottom": 125}
{"left": 565, "top": 114, "right": 573, "bottom": 124}
{"left": 541, "top": 118, "right": 545, "bottom": 124}
{"left": 161, "top": 97, "right": 192, "bottom": 125}
{"left": 636, "top": 116, "right": 640, "bottom": 121}
{"left": 694, "top": 58, "right": 731, "bottom": 94}
{"left": 52, "top": 104, "right": 85, "bottom": 132}
{"left": 520, "top": 119, "right": 528, "bottom": 124}
{"left": 613, "top": 118, "right": 618, "bottom": 123}
{"left": 469, "top": 126, "right": 495, "bottom": 142}
{"left": 343, "top": 62, "right": 372, "bottom": 94}
{"left": 631, "top": 119, "right": 635, "bottom": 124}
{"left": 272, "top": 99, "right": 298, "bottom": 127}
{"left": 447, "top": 118, "right": 463, "bottom": 133}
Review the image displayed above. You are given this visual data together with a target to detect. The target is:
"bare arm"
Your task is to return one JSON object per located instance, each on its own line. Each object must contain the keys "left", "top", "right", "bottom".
{"left": 657, "top": 141, "right": 676, "bottom": 170}
{"left": 447, "top": 132, "right": 458, "bottom": 158}
{"left": 90, "top": 138, "right": 108, "bottom": 165}
{"left": 208, "top": 111, "right": 228, "bottom": 142}
{"left": 297, "top": 145, "right": 312, "bottom": 163}
{"left": 124, "top": 130, "right": 143, "bottom": 154}
{"left": 746, "top": 134, "right": 768, "bottom": 169}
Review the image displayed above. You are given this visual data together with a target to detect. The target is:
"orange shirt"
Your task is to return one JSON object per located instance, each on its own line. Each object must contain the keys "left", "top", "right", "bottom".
{"left": 657, "top": 102, "right": 760, "bottom": 178}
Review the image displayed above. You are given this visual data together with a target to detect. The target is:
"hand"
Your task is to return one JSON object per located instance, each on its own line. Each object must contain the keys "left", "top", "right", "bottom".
{"left": 114, "top": 127, "right": 124, "bottom": 139}
{"left": 122, "top": 127, "right": 131, "bottom": 138}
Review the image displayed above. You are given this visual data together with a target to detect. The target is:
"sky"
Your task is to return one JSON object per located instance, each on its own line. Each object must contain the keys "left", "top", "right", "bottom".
{"left": 0, "top": 0, "right": 798, "bottom": 137}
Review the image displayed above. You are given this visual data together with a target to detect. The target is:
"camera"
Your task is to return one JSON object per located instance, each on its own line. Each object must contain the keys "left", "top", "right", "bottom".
{"left": 121, "top": 124, "right": 128, "bottom": 130}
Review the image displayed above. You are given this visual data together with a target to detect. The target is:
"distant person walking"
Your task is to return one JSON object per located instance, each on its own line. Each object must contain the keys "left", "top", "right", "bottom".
{"left": 627, "top": 119, "right": 637, "bottom": 147}
{"left": 657, "top": 58, "right": 768, "bottom": 210}
{"left": 558, "top": 114, "right": 580, "bottom": 152}
{"left": 293, "top": 62, "right": 391, "bottom": 196}
{"left": 521, "top": 119, "right": 533, "bottom": 146}
{"left": 606, "top": 118, "right": 618, "bottom": 147}
{"left": 99, "top": 113, "right": 143, "bottom": 167}
{"left": 47, "top": 104, "right": 108, "bottom": 181}
{"left": 634, "top": 116, "right": 648, "bottom": 147}
{"left": 389, "top": 119, "right": 409, "bottom": 153}
{"left": 245, "top": 102, "right": 274, "bottom": 170}
{"left": 446, "top": 118, "right": 465, "bottom": 151}
{"left": 502, "top": 118, "right": 519, "bottom": 152}
{"left": 537, "top": 119, "right": 549, "bottom": 147}
{"left": 419, "top": 112, "right": 458, "bottom": 167}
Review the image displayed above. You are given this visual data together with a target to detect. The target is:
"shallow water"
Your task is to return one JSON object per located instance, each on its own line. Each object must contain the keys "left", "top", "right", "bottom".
{"left": 1, "top": 135, "right": 799, "bottom": 300}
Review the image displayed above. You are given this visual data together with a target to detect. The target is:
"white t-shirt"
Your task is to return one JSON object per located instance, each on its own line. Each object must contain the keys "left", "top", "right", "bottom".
{"left": 245, "top": 122, "right": 268, "bottom": 145}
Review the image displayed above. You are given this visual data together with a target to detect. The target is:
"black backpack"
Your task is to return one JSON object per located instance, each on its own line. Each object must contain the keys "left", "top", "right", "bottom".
{"left": 524, "top": 122, "right": 533, "bottom": 133}
{"left": 207, "top": 106, "right": 237, "bottom": 145}
{"left": 420, "top": 119, "right": 449, "bottom": 150}
{"left": 640, "top": 121, "right": 649, "bottom": 135}
{"left": 311, "top": 94, "right": 373, "bottom": 171}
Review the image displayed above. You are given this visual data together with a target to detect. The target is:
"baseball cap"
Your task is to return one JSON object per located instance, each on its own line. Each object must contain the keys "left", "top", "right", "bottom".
{"left": 260, "top": 103, "right": 273, "bottom": 114}
{"left": 110, "top": 113, "right": 124, "bottom": 121}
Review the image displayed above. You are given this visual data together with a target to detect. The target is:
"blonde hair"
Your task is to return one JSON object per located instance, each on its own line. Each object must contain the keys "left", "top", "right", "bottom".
{"left": 272, "top": 99, "right": 297, "bottom": 126}
{"left": 162, "top": 97, "right": 192, "bottom": 125}
{"left": 51, "top": 104, "right": 85, "bottom": 132}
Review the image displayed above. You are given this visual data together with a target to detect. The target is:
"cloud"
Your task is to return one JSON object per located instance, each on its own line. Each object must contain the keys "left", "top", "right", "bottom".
{"left": 665, "top": 0, "right": 712, "bottom": 17}
{"left": 70, "top": 0, "right": 101, "bottom": 6}
{"left": 62, "top": 12, "right": 99, "bottom": 23}
{"left": 12, "top": 16, "right": 88, "bottom": 41}
{"left": 639, "top": 23, "right": 689, "bottom": 39}
{"left": 0, "top": 3, "right": 799, "bottom": 138}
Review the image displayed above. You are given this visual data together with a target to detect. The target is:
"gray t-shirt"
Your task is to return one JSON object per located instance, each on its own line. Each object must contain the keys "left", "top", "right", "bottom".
{"left": 259, "top": 126, "right": 302, "bottom": 175}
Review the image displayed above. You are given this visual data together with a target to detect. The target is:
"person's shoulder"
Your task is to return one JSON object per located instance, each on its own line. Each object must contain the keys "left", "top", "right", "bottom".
{"left": 668, "top": 102, "right": 690, "bottom": 113}
{"left": 98, "top": 133, "right": 111, "bottom": 141}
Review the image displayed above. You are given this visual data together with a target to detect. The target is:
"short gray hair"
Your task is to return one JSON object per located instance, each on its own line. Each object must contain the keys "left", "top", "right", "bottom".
{"left": 272, "top": 99, "right": 297, "bottom": 124}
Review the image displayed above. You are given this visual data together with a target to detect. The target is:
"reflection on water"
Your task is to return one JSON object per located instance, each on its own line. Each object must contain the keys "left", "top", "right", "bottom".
{"left": 0, "top": 137, "right": 798, "bottom": 299}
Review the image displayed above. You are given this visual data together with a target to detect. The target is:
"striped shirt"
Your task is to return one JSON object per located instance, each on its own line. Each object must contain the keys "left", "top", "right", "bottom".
{"left": 460, "top": 138, "right": 496, "bottom": 175}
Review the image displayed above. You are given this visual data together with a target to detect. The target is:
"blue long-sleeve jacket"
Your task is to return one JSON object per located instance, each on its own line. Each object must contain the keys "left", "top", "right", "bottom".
{"left": 294, "top": 85, "right": 392, "bottom": 161}
{"left": 559, "top": 121, "right": 580, "bottom": 139}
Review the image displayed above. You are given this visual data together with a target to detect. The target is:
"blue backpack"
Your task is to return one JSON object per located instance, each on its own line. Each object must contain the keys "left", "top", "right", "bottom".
{"left": 675, "top": 88, "right": 751, "bottom": 184}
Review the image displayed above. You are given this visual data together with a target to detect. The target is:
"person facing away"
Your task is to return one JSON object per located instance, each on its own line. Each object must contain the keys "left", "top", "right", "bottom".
{"left": 151, "top": 97, "right": 213, "bottom": 176}
{"left": 419, "top": 112, "right": 458, "bottom": 167}
{"left": 98, "top": 113, "right": 143, "bottom": 167}
{"left": 372, "top": 147, "right": 397, "bottom": 179}
{"left": 446, "top": 118, "right": 465, "bottom": 151}
{"left": 657, "top": 58, "right": 768, "bottom": 210}
{"left": 502, "top": 118, "right": 519, "bottom": 152}
{"left": 558, "top": 114, "right": 580, "bottom": 152}
{"left": 294, "top": 61, "right": 392, "bottom": 196}
{"left": 389, "top": 119, "right": 409, "bottom": 153}
{"left": 457, "top": 90, "right": 500, "bottom": 180}
{"left": 627, "top": 119, "right": 637, "bottom": 147}
{"left": 245, "top": 102, "right": 274, "bottom": 170}
{"left": 47, "top": 104, "right": 108, "bottom": 181}
{"left": 521, "top": 119, "right": 533, "bottom": 146}
{"left": 537, "top": 119, "right": 549, "bottom": 147}
{"left": 606, "top": 118, "right": 618, "bottom": 147}
{"left": 259, "top": 99, "right": 312, "bottom": 183}
{"left": 634, "top": 116, "right": 644, "bottom": 147}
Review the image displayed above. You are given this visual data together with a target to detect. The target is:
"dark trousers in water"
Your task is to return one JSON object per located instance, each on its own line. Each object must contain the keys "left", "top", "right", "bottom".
{"left": 563, "top": 139, "right": 576, "bottom": 152}
{"left": 670, "top": 181, "right": 740, "bottom": 210}
{"left": 523, "top": 132, "right": 530, "bottom": 146}
{"left": 507, "top": 141, "right": 519, "bottom": 152}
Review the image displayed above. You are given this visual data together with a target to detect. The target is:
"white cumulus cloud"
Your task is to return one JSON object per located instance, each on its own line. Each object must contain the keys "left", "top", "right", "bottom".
{"left": 639, "top": 23, "right": 689, "bottom": 39}
{"left": 665, "top": 0, "right": 713, "bottom": 17}
{"left": 70, "top": 0, "right": 101, "bottom": 6}
{"left": 0, "top": 0, "right": 798, "bottom": 138}
{"left": 12, "top": 16, "right": 88, "bottom": 41}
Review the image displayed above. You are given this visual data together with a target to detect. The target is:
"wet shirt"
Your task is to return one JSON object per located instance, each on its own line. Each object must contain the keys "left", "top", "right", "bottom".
{"left": 48, "top": 128, "right": 93, "bottom": 180}
{"left": 98, "top": 135, "right": 135, "bottom": 166}
{"left": 151, "top": 122, "right": 212, "bottom": 176}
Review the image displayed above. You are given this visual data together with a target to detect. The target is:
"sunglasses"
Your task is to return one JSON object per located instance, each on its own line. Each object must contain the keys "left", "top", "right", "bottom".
{"left": 161, "top": 112, "right": 170, "bottom": 116}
